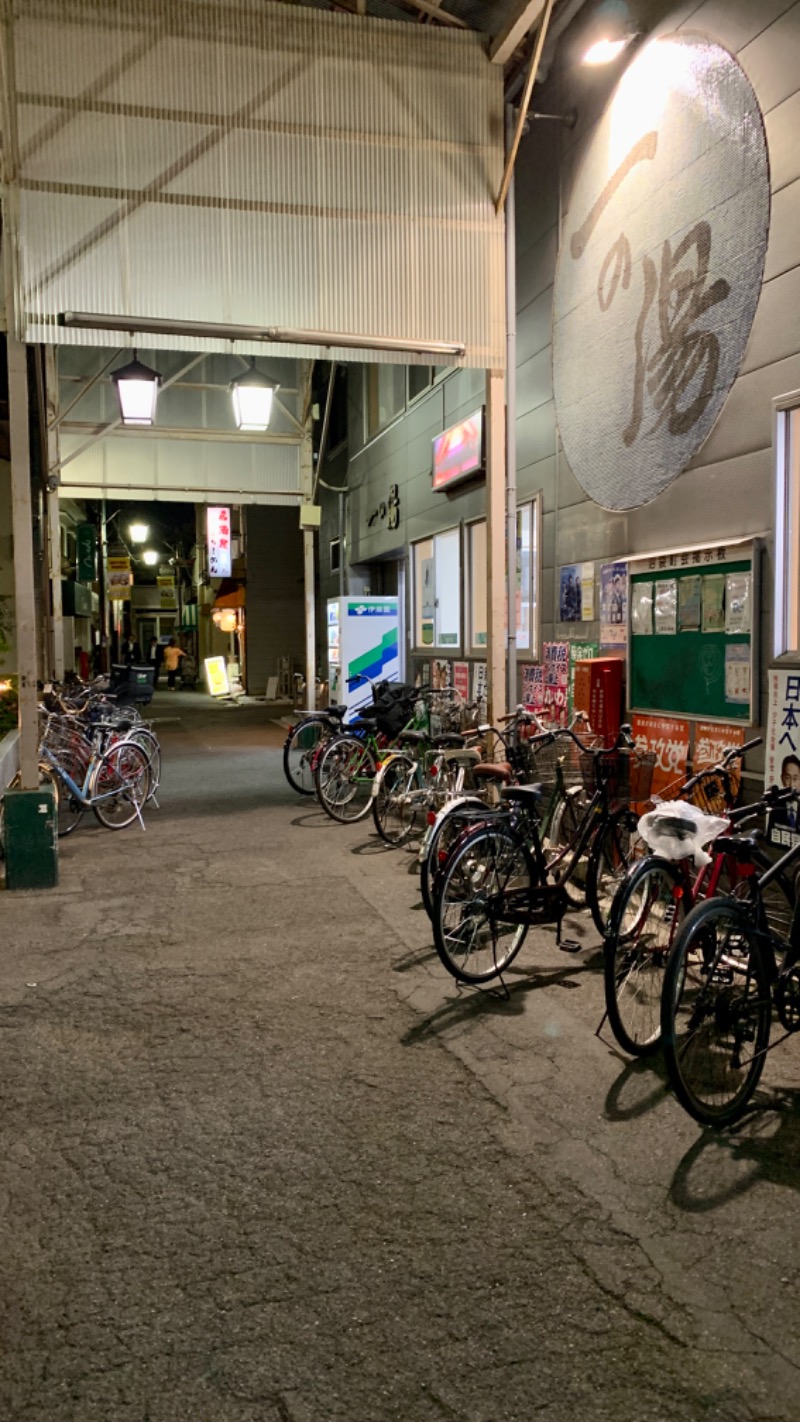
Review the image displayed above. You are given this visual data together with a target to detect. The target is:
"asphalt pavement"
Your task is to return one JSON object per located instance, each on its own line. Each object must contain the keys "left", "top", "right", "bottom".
{"left": 1, "top": 691, "right": 799, "bottom": 1421}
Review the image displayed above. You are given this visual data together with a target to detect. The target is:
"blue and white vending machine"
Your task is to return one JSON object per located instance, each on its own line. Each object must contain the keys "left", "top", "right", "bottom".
{"left": 327, "top": 596, "right": 400, "bottom": 713}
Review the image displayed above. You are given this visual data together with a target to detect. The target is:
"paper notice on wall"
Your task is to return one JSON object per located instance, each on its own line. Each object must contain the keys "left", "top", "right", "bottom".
{"left": 452, "top": 661, "right": 470, "bottom": 700}
{"left": 632, "top": 582, "right": 653, "bottom": 635}
{"left": 600, "top": 561, "right": 627, "bottom": 647}
{"left": 725, "top": 573, "right": 751, "bottom": 634}
{"left": 725, "top": 644, "right": 750, "bottom": 704}
{"left": 542, "top": 642, "right": 570, "bottom": 727}
{"left": 678, "top": 575, "right": 702, "bottom": 631}
{"left": 473, "top": 662, "right": 487, "bottom": 712}
{"left": 521, "top": 663, "right": 544, "bottom": 710}
{"left": 654, "top": 579, "right": 677, "bottom": 635}
{"left": 702, "top": 574, "right": 725, "bottom": 632}
{"left": 765, "top": 669, "right": 800, "bottom": 847}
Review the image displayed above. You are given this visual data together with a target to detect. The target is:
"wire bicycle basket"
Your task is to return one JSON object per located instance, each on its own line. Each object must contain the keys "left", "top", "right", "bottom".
{"left": 581, "top": 748, "right": 656, "bottom": 807}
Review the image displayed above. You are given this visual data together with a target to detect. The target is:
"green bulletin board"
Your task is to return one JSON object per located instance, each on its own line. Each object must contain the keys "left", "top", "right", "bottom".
{"left": 629, "top": 553, "right": 754, "bottom": 723}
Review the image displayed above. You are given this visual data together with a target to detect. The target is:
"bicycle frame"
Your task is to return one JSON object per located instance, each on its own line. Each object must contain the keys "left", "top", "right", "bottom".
{"left": 41, "top": 743, "right": 146, "bottom": 826}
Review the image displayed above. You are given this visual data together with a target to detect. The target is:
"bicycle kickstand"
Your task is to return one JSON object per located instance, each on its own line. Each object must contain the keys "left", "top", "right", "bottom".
{"left": 556, "top": 904, "right": 581, "bottom": 954}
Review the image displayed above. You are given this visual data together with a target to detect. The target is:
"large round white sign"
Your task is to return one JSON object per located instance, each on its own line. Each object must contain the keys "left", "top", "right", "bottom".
{"left": 552, "top": 33, "right": 770, "bottom": 512}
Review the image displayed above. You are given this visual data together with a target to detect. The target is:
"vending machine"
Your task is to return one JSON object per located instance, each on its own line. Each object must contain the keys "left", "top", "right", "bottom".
{"left": 327, "top": 596, "right": 400, "bottom": 713}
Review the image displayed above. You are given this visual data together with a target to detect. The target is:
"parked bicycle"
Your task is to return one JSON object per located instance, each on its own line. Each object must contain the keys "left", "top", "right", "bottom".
{"left": 430, "top": 723, "right": 652, "bottom": 983}
{"left": 39, "top": 712, "right": 153, "bottom": 832}
{"left": 660, "top": 806, "right": 800, "bottom": 1127}
{"left": 602, "top": 737, "right": 777, "bottom": 1057}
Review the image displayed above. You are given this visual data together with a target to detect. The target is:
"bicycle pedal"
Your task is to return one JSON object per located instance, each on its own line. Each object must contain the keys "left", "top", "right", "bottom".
{"left": 558, "top": 939, "right": 582, "bottom": 954}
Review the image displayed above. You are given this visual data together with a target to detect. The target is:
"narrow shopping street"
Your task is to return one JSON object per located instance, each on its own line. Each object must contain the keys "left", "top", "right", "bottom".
{"left": 2, "top": 696, "right": 799, "bottom": 1422}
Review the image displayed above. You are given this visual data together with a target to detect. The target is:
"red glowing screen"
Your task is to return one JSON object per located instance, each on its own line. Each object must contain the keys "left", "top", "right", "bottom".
{"left": 432, "top": 409, "right": 484, "bottom": 490}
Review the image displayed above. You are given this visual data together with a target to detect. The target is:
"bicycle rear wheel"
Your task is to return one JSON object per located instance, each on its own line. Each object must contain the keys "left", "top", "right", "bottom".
{"left": 371, "top": 755, "right": 419, "bottom": 845}
{"left": 420, "top": 798, "right": 489, "bottom": 920}
{"left": 604, "top": 857, "right": 684, "bottom": 1056}
{"left": 91, "top": 743, "right": 151, "bottom": 829}
{"left": 661, "top": 897, "right": 771, "bottom": 1127}
{"left": 315, "top": 735, "right": 377, "bottom": 823}
{"left": 284, "top": 718, "right": 332, "bottom": 795}
{"left": 433, "top": 822, "right": 534, "bottom": 983}
{"left": 126, "top": 728, "right": 161, "bottom": 801}
{"left": 43, "top": 755, "right": 86, "bottom": 836}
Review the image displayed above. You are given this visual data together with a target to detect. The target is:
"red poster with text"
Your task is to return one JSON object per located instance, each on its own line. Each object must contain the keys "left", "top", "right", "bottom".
{"left": 631, "top": 714, "right": 690, "bottom": 799}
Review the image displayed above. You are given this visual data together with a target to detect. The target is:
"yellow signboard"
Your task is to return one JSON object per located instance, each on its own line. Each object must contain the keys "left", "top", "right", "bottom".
{"left": 107, "top": 556, "right": 131, "bottom": 573}
{"left": 204, "top": 656, "right": 230, "bottom": 698}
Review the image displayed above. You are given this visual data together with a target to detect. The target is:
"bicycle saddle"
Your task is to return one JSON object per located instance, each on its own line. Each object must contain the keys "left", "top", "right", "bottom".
{"left": 347, "top": 714, "right": 378, "bottom": 730}
{"left": 431, "top": 734, "right": 465, "bottom": 749}
{"left": 500, "top": 783, "right": 545, "bottom": 804}
{"left": 397, "top": 729, "right": 425, "bottom": 746}
{"left": 472, "top": 761, "right": 513, "bottom": 783}
{"left": 324, "top": 704, "right": 348, "bottom": 718}
{"left": 712, "top": 831, "right": 764, "bottom": 862}
{"left": 649, "top": 814, "right": 697, "bottom": 842}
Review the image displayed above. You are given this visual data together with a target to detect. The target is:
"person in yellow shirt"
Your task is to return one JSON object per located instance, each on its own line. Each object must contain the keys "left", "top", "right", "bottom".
{"left": 162, "top": 637, "right": 186, "bottom": 690}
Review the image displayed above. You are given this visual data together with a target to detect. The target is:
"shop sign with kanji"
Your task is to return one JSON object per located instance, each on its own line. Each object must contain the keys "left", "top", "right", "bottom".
{"left": 207, "top": 507, "right": 232, "bottom": 578}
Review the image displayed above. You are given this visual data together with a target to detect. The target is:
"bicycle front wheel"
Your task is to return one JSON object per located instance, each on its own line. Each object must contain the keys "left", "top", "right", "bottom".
{"left": 315, "top": 735, "right": 377, "bottom": 823}
{"left": 587, "top": 808, "right": 641, "bottom": 936}
{"left": 371, "top": 755, "right": 419, "bottom": 846}
{"left": 661, "top": 897, "right": 771, "bottom": 1127}
{"left": 546, "top": 791, "right": 588, "bottom": 910}
{"left": 604, "top": 857, "right": 684, "bottom": 1057}
{"left": 433, "top": 822, "right": 534, "bottom": 983}
{"left": 91, "top": 743, "right": 151, "bottom": 829}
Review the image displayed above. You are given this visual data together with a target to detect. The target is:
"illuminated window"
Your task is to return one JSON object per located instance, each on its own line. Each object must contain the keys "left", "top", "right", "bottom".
{"left": 412, "top": 529, "right": 461, "bottom": 650}
{"left": 775, "top": 401, "right": 800, "bottom": 658}
{"left": 466, "top": 499, "right": 540, "bottom": 657}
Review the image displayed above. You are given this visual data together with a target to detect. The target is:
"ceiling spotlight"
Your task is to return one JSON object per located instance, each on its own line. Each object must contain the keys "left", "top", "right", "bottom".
{"left": 230, "top": 359, "right": 279, "bottom": 431}
{"left": 129, "top": 522, "right": 149, "bottom": 543}
{"left": 112, "top": 352, "right": 161, "bottom": 426}
{"left": 582, "top": 36, "right": 630, "bottom": 64}
{"left": 141, "top": 549, "right": 160, "bottom": 566}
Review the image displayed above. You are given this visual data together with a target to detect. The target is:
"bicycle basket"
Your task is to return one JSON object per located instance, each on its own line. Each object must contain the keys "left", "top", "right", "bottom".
{"left": 581, "top": 749, "right": 656, "bottom": 805}
{"left": 522, "top": 734, "right": 586, "bottom": 791}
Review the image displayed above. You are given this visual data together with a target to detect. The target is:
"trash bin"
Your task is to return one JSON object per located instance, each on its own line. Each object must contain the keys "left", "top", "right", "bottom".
{"left": 109, "top": 663, "right": 156, "bottom": 705}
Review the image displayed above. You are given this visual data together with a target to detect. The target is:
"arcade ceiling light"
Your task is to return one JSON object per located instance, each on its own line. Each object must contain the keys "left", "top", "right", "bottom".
{"left": 230, "top": 359, "right": 279, "bottom": 431}
{"left": 111, "top": 352, "right": 162, "bottom": 426}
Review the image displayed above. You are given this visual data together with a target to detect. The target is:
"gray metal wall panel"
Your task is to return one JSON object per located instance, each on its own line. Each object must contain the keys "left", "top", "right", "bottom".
{"left": 738, "top": 2, "right": 800, "bottom": 112}
{"left": 684, "top": 0, "right": 797, "bottom": 52}
{"left": 766, "top": 91, "right": 800, "bottom": 191}
{"left": 763, "top": 180, "right": 800, "bottom": 279}
{"left": 740, "top": 265, "right": 800, "bottom": 375}
{"left": 245, "top": 506, "right": 305, "bottom": 696}
{"left": 516, "top": 286, "right": 552, "bottom": 368}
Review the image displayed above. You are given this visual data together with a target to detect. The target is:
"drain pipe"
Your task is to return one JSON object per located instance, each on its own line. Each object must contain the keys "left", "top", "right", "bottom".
{"left": 505, "top": 102, "right": 518, "bottom": 712}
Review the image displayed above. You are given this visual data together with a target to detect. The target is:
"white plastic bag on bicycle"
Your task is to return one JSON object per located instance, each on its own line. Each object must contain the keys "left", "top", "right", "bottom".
{"left": 637, "top": 800, "right": 729, "bottom": 870}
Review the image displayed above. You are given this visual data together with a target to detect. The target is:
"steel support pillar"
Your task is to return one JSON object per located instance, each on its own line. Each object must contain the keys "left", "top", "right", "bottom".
{"left": 486, "top": 368, "right": 507, "bottom": 725}
{"left": 44, "top": 349, "right": 64, "bottom": 679}
{"left": 300, "top": 379, "right": 316, "bottom": 709}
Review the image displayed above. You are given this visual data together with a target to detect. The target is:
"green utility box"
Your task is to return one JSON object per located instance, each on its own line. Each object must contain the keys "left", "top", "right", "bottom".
{"left": 3, "top": 785, "right": 59, "bottom": 890}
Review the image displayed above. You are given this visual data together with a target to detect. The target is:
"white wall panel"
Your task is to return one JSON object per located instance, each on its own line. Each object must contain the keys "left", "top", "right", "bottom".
{"left": 6, "top": 0, "right": 505, "bottom": 369}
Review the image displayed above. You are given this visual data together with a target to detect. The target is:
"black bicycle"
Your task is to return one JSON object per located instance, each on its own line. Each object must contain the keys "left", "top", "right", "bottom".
{"left": 660, "top": 816, "right": 800, "bottom": 1127}
{"left": 430, "top": 724, "right": 653, "bottom": 984}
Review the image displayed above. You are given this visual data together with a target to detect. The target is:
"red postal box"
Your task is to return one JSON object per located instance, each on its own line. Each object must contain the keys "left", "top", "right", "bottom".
{"left": 573, "top": 657, "right": 624, "bottom": 745}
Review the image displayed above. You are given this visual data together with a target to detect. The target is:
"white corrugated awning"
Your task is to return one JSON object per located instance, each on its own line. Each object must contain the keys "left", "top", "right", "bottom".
{"left": 7, "top": 0, "right": 506, "bottom": 370}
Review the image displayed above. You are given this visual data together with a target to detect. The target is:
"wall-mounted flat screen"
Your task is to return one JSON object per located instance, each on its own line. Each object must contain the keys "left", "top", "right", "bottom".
{"left": 432, "top": 409, "right": 484, "bottom": 491}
